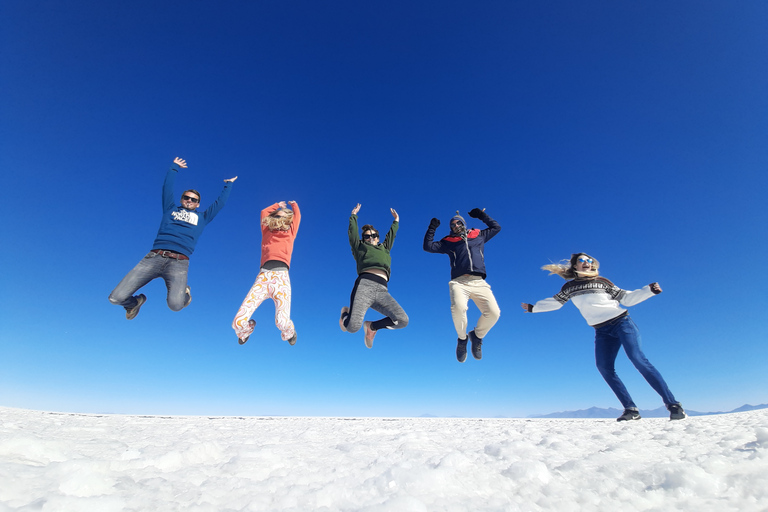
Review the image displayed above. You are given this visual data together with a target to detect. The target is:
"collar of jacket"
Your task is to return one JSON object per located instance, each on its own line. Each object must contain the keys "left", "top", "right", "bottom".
{"left": 442, "top": 228, "right": 481, "bottom": 243}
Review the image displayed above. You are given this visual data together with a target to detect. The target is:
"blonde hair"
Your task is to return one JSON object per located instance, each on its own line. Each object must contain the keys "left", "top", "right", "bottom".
{"left": 262, "top": 208, "right": 294, "bottom": 231}
{"left": 541, "top": 253, "right": 600, "bottom": 280}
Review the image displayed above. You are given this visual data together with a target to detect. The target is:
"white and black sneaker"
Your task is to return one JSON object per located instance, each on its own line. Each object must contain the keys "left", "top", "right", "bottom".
{"left": 125, "top": 294, "right": 146, "bottom": 320}
{"left": 668, "top": 403, "right": 686, "bottom": 420}
{"left": 339, "top": 307, "right": 349, "bottom": 332}
{"left": 617, "top": 408, "right": 641, "bottom": 422}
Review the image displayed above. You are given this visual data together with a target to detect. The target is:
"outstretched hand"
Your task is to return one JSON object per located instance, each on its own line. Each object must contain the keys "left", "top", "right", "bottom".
{"left": 520, "top": 303, "right": 533, "bottom": 313}
{"left": 468, "top": 208, "right": 485, "bottom": 219}
{"left": 651, "top": 283, "right": 663, "bottom": 294}
{"left": 352, "top": 203, "right": 361, "bottom": 215}
{"left": 224, "top": 176, "right": 238, "bottom": 182}
{"left": 391, "top": 208, "right": 399, "bottom": 222}
{"left": 173, "top": 157, "right": 188, "bottom": 169}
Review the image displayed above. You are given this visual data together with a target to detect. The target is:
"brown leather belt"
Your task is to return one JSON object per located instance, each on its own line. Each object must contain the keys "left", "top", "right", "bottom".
{"left": 151, "top": 249, "right": 189, "bottom": 261}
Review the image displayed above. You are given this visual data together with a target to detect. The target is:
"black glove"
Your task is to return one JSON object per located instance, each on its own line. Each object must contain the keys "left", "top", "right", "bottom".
{"left": 429, "top": 218, "right": 441, "bottom": 229}
{"left": 468, "top": 208, "right": 484, "bottom": 219}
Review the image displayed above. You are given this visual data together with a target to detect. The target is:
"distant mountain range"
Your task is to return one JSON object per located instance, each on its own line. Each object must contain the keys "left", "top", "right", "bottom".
{"left": 527, "top": 403, "right": 768, "bottom": 419}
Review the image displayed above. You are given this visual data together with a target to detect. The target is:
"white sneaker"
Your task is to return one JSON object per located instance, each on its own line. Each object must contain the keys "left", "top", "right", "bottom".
{"left": 364, "top": 321, "right": 376, "bottom": 349}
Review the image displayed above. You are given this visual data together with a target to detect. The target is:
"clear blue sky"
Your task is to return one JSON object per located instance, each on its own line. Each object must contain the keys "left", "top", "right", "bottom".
{"left": 1, "top": 1, "right": 766, "bottom": 417}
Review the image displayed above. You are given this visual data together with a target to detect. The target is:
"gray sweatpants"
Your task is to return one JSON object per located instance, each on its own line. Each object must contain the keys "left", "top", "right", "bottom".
{"left": 344, "top": 275, "right": 409, "bottom": 333}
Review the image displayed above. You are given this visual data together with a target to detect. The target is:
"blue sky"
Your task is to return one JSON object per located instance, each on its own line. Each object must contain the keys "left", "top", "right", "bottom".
{"left": 1, "top": 1, "right": 766, "bottom": 417}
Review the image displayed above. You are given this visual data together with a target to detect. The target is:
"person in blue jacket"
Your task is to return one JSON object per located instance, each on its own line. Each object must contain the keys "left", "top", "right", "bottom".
{"left": 108, "top": 157, "right": 237, "bottom": 319}
{"left": 423, "top": 208, "right": 501, "bottom": 362}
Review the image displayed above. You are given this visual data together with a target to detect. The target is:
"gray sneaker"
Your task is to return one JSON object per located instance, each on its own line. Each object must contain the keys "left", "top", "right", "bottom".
{"left": 469, "top": 330, "right": 483, "bottom": 360}
{"left": 668, "top": 403, "right": 686, "bottom": 420}
{"left": 456, "top": 337, "right": 468, "bottom": 363}
{"left": 125, "top": 294, "right": 146, "bottom": 320}
{"left": 287, "top": 332, "right": 297, "bottom": 346}
{"left": 186, "top": 286, "right": 192, "bottom": 306}
{"left": 617, "top": 408, "right": 641, "bottom": 422}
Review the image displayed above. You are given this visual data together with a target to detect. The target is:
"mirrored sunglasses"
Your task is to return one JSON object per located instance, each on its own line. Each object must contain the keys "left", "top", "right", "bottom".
{"left": 578, "top": 257, "right": 594, "bottom": 264}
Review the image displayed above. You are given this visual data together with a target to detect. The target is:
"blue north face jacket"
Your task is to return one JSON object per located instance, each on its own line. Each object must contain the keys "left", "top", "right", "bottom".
{"left": 151, "top": 163, "right": 233, "bottom": 257}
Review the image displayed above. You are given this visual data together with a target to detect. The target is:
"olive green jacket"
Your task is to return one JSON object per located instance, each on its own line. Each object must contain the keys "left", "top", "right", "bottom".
{"left": 348, "top": 214, "right": 398, "bottom": 280}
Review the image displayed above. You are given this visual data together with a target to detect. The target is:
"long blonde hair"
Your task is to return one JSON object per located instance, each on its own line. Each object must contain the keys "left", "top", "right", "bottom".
{"left": 541, "top": 253, "right": 600, "bottom": 280}
{"left": 262, "top": 208, "right": 294, "bottom": 231}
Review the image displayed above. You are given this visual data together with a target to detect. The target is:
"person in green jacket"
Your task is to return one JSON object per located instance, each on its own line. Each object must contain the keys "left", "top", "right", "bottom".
{"left": 339, "top": 203, "right": 409, "bottom": 348}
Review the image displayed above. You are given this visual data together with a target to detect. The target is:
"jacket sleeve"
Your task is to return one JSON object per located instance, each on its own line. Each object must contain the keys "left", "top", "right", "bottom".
{"left": 161, "top": 164, "right": 180, "bottom": 212}
{"left": 203, "top": 181, "right": 233, "bottom": 222}
{"left": 349, "top": 214, "right": 360, "bottom": 250}
{"left": 423, "top": 223, "right": 445, "bottom": 253}
{"left": 616, "top": 284, "right": 656, "bottom": 307}
{"left": 261, "top": 203, "right": 280, "bottom": 221}
{"left": 531, "top": 296, "right": 566, "bottom": 313}
{"left": 383, "top": 221, "right": 399, "bottom": 251}
{"left": 478, "top": 211, "right": 501, "bottom": 242}
{"left": 290, "top": 202, "right": 301, "bottom": 234}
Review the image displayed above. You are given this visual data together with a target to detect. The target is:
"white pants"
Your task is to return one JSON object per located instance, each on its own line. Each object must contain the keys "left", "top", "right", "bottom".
{"left": 448, "top": 275, "right": 500, "bottom": 339}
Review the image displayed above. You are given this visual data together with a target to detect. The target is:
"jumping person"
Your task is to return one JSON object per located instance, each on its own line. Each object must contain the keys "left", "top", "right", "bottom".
{"left": 232, "top": 201, "right": 301, "bottom": 346}
{"left": 423, "top": 208, "right": 501, "bottom": 362}
{"left": 521, "top": 253, "right": 686, "bottom": 421}
{"left": 339, "top": 203, "right": 409, "bottom": 348}
{"left": 108, "top": 157, "right": 236, "bottom": 319}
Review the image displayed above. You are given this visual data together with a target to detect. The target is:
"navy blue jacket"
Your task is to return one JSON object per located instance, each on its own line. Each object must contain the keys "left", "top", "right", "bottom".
{"left": 423, "top": 211, "right": 501, "bottom": 280}
{"left": 151, "top": 163, "right": 233, "bottom": 257}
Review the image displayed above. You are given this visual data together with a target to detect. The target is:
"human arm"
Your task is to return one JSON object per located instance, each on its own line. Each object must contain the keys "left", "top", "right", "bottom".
{"left": 615, "top": 283, "right": 661, "bottom": 307}
{"left": 348, "top": 205, "right": 361, "bottom": 248}
{"left": 382, "top": 210, "right": 400, "bottom": 251}
{"left": 423, "top": 218, "right": 445, "bottom": 253}
{"left": 261, "top": 202, "right": 281, "bottom": 221}
{"left": 468, "top": 208, "right": 500, "bottom": 241}
{"left": 522, "top": 297, "right": 566, "bottom": 313}
{"left": 161, "top": 158, "right": 185, "bottom": 211}
{"left": 289, "top": 201, "right": 301, "bottom": 232}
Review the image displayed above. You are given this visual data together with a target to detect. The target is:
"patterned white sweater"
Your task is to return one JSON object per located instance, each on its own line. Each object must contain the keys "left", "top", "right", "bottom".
{"left": 531, "top": 277, "right": 658, "bottom": 327}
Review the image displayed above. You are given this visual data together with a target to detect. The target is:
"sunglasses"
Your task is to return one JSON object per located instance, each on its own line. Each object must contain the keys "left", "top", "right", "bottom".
{"left": 182, "top": 195, "right": 200, "bottom": 203}
{"left": 578, "top": 257, "right": 594, "bottom": 264}
{"left": 362, "top": 233, "right": 379, "bottom": 240}
{"left": 450, "top": 220, "right": 464, "bottom": 226}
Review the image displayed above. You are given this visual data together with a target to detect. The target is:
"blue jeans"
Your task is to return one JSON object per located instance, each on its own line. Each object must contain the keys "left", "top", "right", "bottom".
{"left": 594, "top": 315, "right": 677, "bottom": 409}
{"left": 109, "top": 251, "right": 191, "bottom": 312}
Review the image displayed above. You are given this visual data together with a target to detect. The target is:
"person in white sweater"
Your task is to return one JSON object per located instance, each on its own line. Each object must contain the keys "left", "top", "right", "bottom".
{"left": 521, "top": 253, "right": 685, "bottom": 422}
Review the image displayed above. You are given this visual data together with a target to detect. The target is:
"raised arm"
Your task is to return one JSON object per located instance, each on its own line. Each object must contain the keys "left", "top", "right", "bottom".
{"left": 382, "top": 209, "right": 400, "bottom": 251}
{"left": 348, "top": 204, "right": 361, "bottom": 249}
{"left": 468, "top": 208, "right": 500, "bottom": 241}
{"left": 162, "top": 158, "right": 186, "bottom": 211}
{"left": 423, "top": 218, "right": 444, "bottom": 253}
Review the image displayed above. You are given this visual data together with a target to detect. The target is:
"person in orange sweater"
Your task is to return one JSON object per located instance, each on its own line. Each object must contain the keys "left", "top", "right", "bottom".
{"left": 232, "top": 201, "right": 301, "bottom": 345}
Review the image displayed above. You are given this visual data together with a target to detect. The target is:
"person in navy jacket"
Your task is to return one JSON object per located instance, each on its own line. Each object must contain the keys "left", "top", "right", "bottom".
{"left": 423, "top": 208, "right": 501, "bottom": 363}
{"left": 108, "top": 157, "right": 236, "bottom": 319}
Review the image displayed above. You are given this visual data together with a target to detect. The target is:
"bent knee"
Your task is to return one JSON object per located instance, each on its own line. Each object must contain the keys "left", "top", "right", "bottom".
{"left": 396, "top": 314, "right": 409, "bottom": 329}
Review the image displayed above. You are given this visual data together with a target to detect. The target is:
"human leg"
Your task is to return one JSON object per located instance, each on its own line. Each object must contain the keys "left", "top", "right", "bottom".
{"left": 595, "top": 324, "right": 637, "bottom": 409}
{"left": 269, "top": 271, "right": 296, "bottom": 342}
{"left": 108, "top": 252, "right": 163, "bottom": 309}
{"left": 618, "top": 317, "right": 679, "bottom": 406}
{"left": 345, "top": 278, "right": 376, "bottom": 334}
{"left": 369, "top": 287, "right": 408, "bottom": 331}
{"left": 163, "top": 258, "right": 191, "bottom": 312}
{"left": 448, "top": 279, "right": 471, "bottom": 339}
{"left": 468, "top": 280, "right": 500, "bottom": 339}
{"left": 232, "top": 271, "right": 270, "bottom": 339}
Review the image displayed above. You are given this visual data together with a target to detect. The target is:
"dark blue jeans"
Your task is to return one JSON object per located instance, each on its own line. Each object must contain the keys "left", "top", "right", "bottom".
{"left": 109, "top": 251, "right": 191, "bottom": 312}
{"left": 594, "top": 315, "right": 677, "bottom": 409}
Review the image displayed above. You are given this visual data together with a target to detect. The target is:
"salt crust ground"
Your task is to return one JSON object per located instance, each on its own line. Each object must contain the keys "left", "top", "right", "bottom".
{"left": 1, "top": 407, "right": 767, "bottom": 512}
